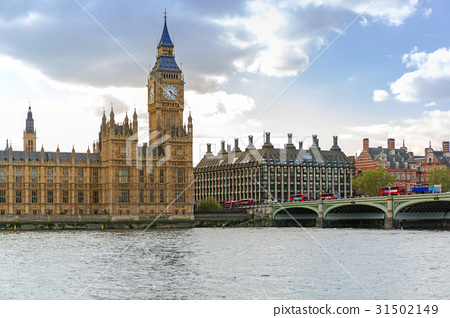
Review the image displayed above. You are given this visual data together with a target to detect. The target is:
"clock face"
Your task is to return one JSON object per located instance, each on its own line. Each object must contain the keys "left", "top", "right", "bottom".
{"left": 149, "top": 85, "right": 154, "bottom": 102}
{"left": 163, "top": 84, "right": 178, "bottom": 100}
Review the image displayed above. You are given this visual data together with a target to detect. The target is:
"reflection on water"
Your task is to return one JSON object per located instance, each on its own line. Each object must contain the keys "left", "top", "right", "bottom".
{"left": 0, "top": 228, "right": 449, "bottom": 300}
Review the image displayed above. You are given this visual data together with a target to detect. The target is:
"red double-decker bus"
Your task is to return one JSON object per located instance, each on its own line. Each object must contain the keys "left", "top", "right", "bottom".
{"left": 223, "top": 201, "right": 240, "bottom": 209}
{"left": 319, "top": 193, "right": 339, "bottom": 200}
{"left": 290, "top": 194, "right": 309, "bottom": 202}
{"left": 239, "top": 198, "right": 255, "bottom": 206}
{"left": 379, "top": 186, "right": 406, "bottom": 196}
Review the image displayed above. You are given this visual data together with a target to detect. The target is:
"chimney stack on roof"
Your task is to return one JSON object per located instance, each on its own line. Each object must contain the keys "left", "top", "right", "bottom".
{"left": 443, "top": 141, "right": 449, "bottom": 153}
{"left": 232, "top": 138, "right": 241, "bottom": 153}
{"left": 204, "top": 143, "right": 213, "bottom": 158}
{"left": 218, "top": 140, "right": 227, "bottom": 155}
{"left": 330, "top": 136, "right": 341, "bottom": 151}
{"left": 363, "top": 138, "right": 369, "bottom": 150}
{"left": 246, "top": 135, "right": 256, "bottom": 151}
{"left": 285, "top": 133, "right": 296, "bottom": 150}
{"left": 388, "top": 138, "right": 395, "bottom": 153}
{"left": 263, "top": 132, "right": 274, "bottom": 149}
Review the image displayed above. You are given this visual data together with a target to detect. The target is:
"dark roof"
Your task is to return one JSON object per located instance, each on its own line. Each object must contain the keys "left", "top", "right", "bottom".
{"left": 153, "top": 56, "right": 181, "bottom": 73}
{"left": 431, "top": 150, "right": 450, "bottom": 166}
{"left": 195, "top": 144, "right": 353, "bottom": 170}
{"left": 0, "top": 150, "right": 101, "bottom": 164}
{"left": 366, "top": 147, "right": 411, "bottom": 169}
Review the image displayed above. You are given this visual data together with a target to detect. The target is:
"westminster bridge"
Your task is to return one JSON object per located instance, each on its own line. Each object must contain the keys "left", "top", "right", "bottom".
{"left": 272, "top": 193, "right": 450, "bottom": 228}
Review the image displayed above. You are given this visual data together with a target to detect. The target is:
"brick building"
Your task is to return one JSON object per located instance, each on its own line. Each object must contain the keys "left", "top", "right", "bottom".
{"left": 355, "top": 138, "right": 450, "bottom": 192}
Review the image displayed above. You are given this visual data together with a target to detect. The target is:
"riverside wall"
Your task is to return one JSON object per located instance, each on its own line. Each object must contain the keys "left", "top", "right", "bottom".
{"left": 0, "top": 205, "right": 273, "bottom": 231}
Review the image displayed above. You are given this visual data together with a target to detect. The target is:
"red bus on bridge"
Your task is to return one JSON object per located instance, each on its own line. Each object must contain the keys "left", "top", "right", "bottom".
{"left": 379, "top": 186, "right": 406, "bottom": 196}
{"left": 290, "top": 194, "right": 309, "bottom": 202}
{"left": 239, "top": 198, "right": 255, "bottom": 206}
{"left": 319, "top": 193, "right": 339, "bottom": 200}
{"left": 223, "top": 201, "right": 240, "bottom": 209}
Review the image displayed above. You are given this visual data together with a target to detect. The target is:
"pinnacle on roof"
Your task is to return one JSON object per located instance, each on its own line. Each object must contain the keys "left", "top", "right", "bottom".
{"left": 158, "top": 11, "right": 174, "bottom": 47}
{"left": 26, "top": 105, "right": 34, "bottom": 134}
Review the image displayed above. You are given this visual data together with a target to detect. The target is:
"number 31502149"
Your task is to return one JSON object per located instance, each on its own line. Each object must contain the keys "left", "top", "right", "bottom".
{"left": 376, "top": 304, "right": 438, "bottom": 315}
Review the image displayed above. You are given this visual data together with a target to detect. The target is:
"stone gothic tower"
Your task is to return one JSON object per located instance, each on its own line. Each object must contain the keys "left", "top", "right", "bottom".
{"left": 147, "top": 13, "right": 194, "bottom": 215}
{"left": 23, "top": 105, "right": 36, "bottom": 151}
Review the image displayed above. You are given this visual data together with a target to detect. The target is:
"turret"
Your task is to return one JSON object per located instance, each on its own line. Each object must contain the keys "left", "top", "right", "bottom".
{"left": 41, "top": 145, "right": 45, "bottom": 162}
{"left": 188, "top": 111, "right": 193, "bottom": 136}
{"left": 26, "top": 106, "right": 34, "bottom": 134}
{"left": 23, "top": 105, "right": 37, "bottom": 151}
{"left": 133, "top": 108, "right": 138, "bottom": 134}
{"left": 124, "top": 112, "right": 130, "bottom": 134}
{"left": 102, "top": 109, "right": 107, "bottom": 126}
{"left": 110, "top": 106, "right": 115, "bottom": 125}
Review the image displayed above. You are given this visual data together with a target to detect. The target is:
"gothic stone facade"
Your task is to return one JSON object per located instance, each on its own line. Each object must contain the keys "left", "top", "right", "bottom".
{"left": 0, "top": 17, "right": 194, "bottom": 216}
{"left": 195, "top": 133, "right": 354, "bottom": 203}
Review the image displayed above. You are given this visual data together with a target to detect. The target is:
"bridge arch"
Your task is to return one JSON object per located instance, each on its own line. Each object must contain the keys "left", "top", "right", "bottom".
{"left": 394, "top": 197, "right": 450, "bottom": 220}
{"left": 324, "top": 203, "right": 386, "bottom": 220}
{"left": 273, "top": 205, "right": 319, "bottom": 220}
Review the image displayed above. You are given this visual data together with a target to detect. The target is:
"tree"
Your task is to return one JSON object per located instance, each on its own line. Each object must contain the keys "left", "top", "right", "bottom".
{"left": 352, "top": 166, "right": 396, "bottom": 196}
{"left": 197, "top": 196, "right": 223, "bottom": 212}
{"left": 427, "top": 167, "right": 450, "bottom": 192}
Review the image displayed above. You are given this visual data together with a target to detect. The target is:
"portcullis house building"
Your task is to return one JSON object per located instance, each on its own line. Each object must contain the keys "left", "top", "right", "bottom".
{"left": 194, "top": 133, "right": 354, "bottom": 203}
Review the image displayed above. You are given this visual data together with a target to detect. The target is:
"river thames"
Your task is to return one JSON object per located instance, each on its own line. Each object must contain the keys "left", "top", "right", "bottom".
{"left": 0, "top": 227, "right": 449, "bottom": 300}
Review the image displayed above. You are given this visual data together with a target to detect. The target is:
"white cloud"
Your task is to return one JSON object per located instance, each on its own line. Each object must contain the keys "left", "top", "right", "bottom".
{"left": 373, "top": 89, "right": 389, "bottom": 102}
{"left": 422, "top": 8, "right": 432, "bottom": 18}
{"left": 285, "top": 0, "right": 419, "bottom": 26}
{"left": 360, "top": 0, "right": 419, "bottom": 26}
{"left": 390, "top": 47, "right": 450, "bottom": 102}
{"left": 185, "top": 90, "right": 255, "bottom": 120}
{"left": 360, "top": 16, "right": 369, "bottom": 27}
{"left": 214, "top": 0, "right": 419, "bottom": 78}
{"left": 215, "top": 2, "right": 310, "bottom": 77}
{"left": 424, "top": 102, "right": 437, "bottom": 107}
{"left": 186, "top": 90, "right": 257, "bottom": 163}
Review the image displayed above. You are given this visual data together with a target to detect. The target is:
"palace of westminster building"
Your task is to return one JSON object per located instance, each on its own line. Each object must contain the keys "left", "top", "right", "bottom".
{"left": 0, "top": 17, "right": 194, "bottom": 216}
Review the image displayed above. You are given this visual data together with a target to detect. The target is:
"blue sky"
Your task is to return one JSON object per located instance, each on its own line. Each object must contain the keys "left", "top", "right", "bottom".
{"left": 0, "top": 0, "right": 449, "bottom": 163}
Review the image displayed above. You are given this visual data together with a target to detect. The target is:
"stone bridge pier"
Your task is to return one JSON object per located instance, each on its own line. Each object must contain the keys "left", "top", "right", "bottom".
{"left": 316, "top": 200, "right": 324, "bottom": 228}
{"left": 385, "top": 195, "right": 393, "bottom": 229}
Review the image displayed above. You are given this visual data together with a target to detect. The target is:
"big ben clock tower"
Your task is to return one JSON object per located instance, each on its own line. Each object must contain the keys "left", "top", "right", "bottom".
{"left": 147, "top": 13, "right": 194, "bottom": 216}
